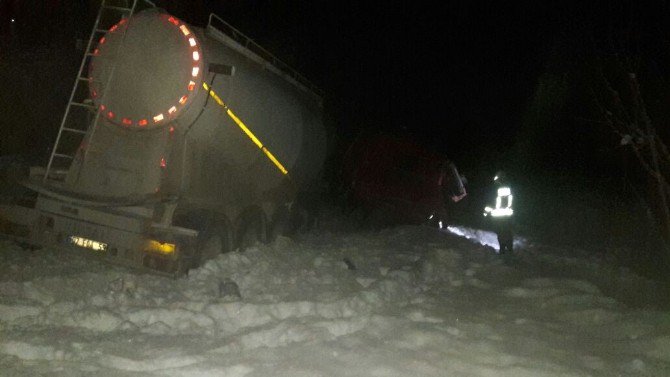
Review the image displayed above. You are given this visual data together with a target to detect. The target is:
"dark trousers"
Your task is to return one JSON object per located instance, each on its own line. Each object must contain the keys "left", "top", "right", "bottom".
{"left": 492, "top": 218, "right": 513, "bottom": 254}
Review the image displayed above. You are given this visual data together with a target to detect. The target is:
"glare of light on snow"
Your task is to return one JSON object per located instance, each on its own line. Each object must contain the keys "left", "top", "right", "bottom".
{"left": 446, "top": 225, "right": 526, "bottom": 252}
{"left": 446, "top": 225, "right": 502, "bottom": 249}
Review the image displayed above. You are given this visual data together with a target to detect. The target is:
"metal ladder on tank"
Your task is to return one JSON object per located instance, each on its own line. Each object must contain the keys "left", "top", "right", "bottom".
{"left": 42, "top": 0, "right": 144, "bottom": 183}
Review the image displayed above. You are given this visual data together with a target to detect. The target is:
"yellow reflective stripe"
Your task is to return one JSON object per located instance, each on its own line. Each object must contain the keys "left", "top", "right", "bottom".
{"left": 262, "top": 147, "right": 288, "bottom": 175}
{"left": 497, "top": 187, "right": 511, "bottom": 196}
{"left": 203, "top": 82, "right": 225, "bottom": 106}
{"left": 226, "top": 108, "right": 263, "bottom": 149}
{"left": 490, "top": 208, "right": 513, "bottom": 217}
{"left": 202, "top": 82, "right": 289, "bottom": 175}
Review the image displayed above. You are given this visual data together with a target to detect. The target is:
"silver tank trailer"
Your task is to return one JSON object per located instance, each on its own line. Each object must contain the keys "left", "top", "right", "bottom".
{"left": 66, "top": 9, "right": 326, "bottom": 217}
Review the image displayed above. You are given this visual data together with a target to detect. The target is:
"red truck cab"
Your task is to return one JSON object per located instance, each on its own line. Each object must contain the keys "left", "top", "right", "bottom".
{"left": 341, "top": 132, "right": 466, "bottom": 227}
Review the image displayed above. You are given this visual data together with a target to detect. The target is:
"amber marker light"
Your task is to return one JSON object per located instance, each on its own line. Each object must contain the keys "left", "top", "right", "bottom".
{"left": 144, "top": 240, "right": 175, "bottom": 255}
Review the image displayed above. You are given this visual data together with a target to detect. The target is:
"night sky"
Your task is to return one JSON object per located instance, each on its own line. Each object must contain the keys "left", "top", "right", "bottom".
{"left": 194, "top": 0, "right": 554, "bottom": 163}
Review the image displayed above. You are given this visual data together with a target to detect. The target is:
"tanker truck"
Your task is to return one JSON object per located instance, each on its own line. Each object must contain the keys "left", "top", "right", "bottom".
{"left": 0, "top": 1, "right": 326, "bottom": 275}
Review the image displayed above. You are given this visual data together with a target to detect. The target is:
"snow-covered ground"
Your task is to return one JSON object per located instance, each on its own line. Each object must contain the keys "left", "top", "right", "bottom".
{"left": 1, "top": 224, "right": 669, "bottom": 376}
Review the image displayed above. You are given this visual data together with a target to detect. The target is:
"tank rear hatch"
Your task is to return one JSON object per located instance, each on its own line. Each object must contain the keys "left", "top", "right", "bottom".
{"left": 89, "top": 10, "right": 204, "bottom": 129}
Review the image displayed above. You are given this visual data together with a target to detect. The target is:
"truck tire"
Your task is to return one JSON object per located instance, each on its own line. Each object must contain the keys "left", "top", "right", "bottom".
{"left": 236, "top": 209, "right": 267, "bottom": 250}
{"left": 197, "top": 222, "right": 231, "bottom": 265}
{"left": 270, "top": 205, "right": 292, "bottom": 240}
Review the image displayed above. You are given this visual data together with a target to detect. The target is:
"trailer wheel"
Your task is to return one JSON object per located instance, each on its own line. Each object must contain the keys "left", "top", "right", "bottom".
{"left": 288, "top": 202, "right": 311, "bottom": 235}
{"left": 198, "top": 223, "right": 232, "bottom": 265}
{"left": 175, "top": 246, "right": 197, "bottom": 275}
{"left": 269, "top": 205, "right": 292, "bottom": 240}
{"left": 236, "top": 209, "right": 267, "bottom": 250}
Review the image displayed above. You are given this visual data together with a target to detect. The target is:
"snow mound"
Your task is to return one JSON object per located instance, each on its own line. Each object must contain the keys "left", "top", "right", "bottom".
{"left": 0, "top": 225, "right": 668, "bottom": 376}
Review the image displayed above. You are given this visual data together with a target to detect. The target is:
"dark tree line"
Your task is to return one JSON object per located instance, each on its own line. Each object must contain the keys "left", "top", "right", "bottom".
{"left": 515, "top": 0, "right": 670, "bottom": 273}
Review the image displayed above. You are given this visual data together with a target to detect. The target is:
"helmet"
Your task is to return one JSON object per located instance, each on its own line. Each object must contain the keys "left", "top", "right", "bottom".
{"left": 493, "top": 170, "right": 506, "bottom": 182}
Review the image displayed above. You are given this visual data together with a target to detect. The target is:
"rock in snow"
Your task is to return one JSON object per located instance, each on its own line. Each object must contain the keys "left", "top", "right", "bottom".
{"left": 0, "top": 224, "right": 668, "bottom": 376}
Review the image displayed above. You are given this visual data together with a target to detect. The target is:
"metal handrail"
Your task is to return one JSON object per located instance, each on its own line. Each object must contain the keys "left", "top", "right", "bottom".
{"left": 207, "top": 13, "right": 324, "bottom": 100}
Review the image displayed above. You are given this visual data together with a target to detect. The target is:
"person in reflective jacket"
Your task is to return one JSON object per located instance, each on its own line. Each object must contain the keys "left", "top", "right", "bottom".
{"left": 483, "top": 171, "right": 514, "bottom": 254}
